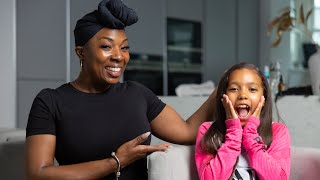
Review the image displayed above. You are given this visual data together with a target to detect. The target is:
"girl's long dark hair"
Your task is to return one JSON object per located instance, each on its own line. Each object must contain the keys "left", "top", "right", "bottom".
{"left": 201, "top": 63, "right": 273, "bottom": 155}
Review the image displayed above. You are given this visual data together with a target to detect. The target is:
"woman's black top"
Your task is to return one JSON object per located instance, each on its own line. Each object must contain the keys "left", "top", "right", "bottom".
{"left": 26, "top": 81, "right": 166, "bottom": 180}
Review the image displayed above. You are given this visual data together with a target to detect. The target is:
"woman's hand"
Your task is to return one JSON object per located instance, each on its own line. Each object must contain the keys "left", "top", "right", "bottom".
{"left": 115, "top": 132, "right": 170, "bottom": 168}
{"left": 251, "top": 96, "right": 265, "bottom": 119}
{"left": 221, "top": 94, "right": 238, "bottom": 119}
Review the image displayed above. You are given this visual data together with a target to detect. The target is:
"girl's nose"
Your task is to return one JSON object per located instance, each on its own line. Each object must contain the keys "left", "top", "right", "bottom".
{"left": 238, "top": 94, "right": 248, "bottom": 100}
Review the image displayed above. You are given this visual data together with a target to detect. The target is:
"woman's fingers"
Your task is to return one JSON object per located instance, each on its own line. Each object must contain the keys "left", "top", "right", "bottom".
{"left": 116, "top": 132, "right": 171, "bottom": 167}
{"left": 133, "top": 132, "right": 151, "bottom": 146}
{"left": 144, "top": 144, "right": 171, "bottom": 153}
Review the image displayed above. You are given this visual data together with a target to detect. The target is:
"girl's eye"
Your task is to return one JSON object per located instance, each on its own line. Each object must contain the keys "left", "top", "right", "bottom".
{"left": 228, "top": 88, "right": 238, "bottom": 91}
{"left": 249, "top": 88, "right": 257, "bottom": 92}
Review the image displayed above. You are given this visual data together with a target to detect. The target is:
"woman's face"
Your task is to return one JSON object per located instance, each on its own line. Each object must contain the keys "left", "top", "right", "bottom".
{"left": 226, "top": 68, "right": 264, "bottom": 126}
{"left": 80, "top": 28, "right": 130, "bottom": 85}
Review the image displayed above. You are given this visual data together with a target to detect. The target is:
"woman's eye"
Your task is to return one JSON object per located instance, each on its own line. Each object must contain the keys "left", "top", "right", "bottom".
{"left": 101, "top": 45, "right": 111, "bottom": 49}
{"left": 121, "top": 46, "right": 130, "bottom": 51}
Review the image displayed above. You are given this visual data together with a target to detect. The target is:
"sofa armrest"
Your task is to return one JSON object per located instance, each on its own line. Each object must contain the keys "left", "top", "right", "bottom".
{"left": 0, "top": 137, "right": 26, "bottom": 180}
{"left": 290, "top": 147, "right": 320, "bottom": 180}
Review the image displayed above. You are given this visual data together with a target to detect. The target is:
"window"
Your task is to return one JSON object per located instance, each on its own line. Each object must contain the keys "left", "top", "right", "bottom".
{"left": 167, "top": 18, "right": 202, "bottom": 95}
{"left": 290, "top": 0, "right": 319, "bottom": 68}
{"left": 124, "top": 19, "right": 203, "bottom": 96}
{"left": 313, "top": 0, "right": 320, "bottom": 45}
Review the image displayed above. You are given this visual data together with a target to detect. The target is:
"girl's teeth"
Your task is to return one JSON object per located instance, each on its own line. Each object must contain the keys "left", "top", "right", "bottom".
{"left": 237, "top": 105, "right": 248, "bottom": 108}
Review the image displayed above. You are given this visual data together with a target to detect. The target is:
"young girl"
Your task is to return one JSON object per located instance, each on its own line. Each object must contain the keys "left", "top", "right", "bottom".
{"left": 195, "top": 63, "right": 290, "bottom": 180}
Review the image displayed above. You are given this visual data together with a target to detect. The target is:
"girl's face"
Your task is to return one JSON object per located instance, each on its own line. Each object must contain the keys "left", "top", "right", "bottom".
{"left": 81, "top": 28, "right": 130, "bottom": 85}
{"left": 226, "top": 68, "right": 264, "bottom": 126}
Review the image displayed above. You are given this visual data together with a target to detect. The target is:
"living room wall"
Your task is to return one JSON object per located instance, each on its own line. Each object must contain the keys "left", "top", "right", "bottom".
{"left": 0, "top": 0, "right": 16, "bottom": 128}
{"left": 0, "top": 0, "right": 295, "bottom": 129}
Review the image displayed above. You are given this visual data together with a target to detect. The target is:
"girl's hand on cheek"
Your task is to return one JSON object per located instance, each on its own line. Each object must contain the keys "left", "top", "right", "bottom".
{"left": 252, "top": 96, "right": 265, "bottom": 119}
{"left": 221, "top": 94, "right": 238, "bottom": 119}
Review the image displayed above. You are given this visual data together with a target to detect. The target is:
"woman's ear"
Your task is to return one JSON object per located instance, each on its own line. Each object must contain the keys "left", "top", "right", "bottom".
{"left": 75, "top": 46, "right": 84, "bottom": 59}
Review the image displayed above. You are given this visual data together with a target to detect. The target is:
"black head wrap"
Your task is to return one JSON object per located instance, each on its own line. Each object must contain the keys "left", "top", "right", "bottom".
{"left": 74, "top": 0, "right": 138, "bottom": 46}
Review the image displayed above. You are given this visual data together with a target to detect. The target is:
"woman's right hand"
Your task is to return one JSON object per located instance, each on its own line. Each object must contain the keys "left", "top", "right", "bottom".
{"left": 25, "top": 132, "right": 170, "bottom": 180}
{"left": 221, "top": 94, "right": 238, "bottom": 119}
{"left": 115, "top": 132, "right": 170, "bottom": 168}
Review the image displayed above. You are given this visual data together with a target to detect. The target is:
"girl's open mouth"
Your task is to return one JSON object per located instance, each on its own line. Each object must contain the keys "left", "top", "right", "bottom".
{"left": 235, "top": 104, "right": 250, "bottom": 119}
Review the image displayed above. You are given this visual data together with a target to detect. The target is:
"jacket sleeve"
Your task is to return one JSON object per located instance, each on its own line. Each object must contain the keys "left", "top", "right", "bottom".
{"left": 242, "top": 116, "right": 291, "bottom": 180}
{"left": 195, "top": 119, "right": 242, "bottom": 180}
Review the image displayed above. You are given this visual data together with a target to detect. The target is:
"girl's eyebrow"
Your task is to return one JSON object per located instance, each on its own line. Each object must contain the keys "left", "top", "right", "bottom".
{"left": 247, "top": 82, "right": 259, "bottom": 86}
{"left": 228, "top": 82, "right": 239, "bottom": 85}
{"left": 228, "top": 82, "right": 259, "bottom": 86}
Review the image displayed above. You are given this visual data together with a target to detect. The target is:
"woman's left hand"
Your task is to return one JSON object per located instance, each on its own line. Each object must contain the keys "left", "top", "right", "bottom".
{"left": 251, "top": 96, "right": 265, "bottom": 119}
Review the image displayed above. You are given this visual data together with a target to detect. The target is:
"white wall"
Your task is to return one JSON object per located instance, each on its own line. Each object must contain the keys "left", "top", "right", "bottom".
{"left": 270, "top": 0, "right": 292, "bottom": 85}
{"left": 16, "top": 0, "right": 67, "bottom": 128}
{"left": 204, "top": 0, "right": 259, "bottom": 84}
{"left": 167, "top": 0, "right": 204, "bottom": 22}
{"left": 259, "top": 0, "right": 292, "bottom": 86}
{"left": 0, "top": 0, "right": 16, "bottom": 128}
{"left": 4, "top": 0, "right": 297, "bottom": 128}
{"left": 70, "top": 0, "right": 101, "bottom": 80}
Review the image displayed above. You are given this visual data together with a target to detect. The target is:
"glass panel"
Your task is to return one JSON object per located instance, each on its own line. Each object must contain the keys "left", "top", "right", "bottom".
{"left": 124, "top": 53, "right": 163, "bottom": 95}
{"left": 314, "top": 9, "right": 320, "bottom": 29}
{"left": 167, "top": 18, "right": 201, "bottom": 48}
{"left": 167, "top": 18, "right": 202, "bottom": 95}
{"left": 315, "top": 0, "right": 320, "bottom": 7}
{"left": 124, "top": 70, "right": 163, "bottom": 95}
{"left": 313, "top": 31, "right": 320, "bottom": 45}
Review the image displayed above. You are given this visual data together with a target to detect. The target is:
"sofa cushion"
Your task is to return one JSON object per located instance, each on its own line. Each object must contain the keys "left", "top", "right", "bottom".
{"left": 148, "top": 145, "right": 320, "bottom": 180}
{"left": 148, "top": 145, "right": 199, "bottom": 180}
{"left": 276, "top": 95, "right": 320, "bottom": 148}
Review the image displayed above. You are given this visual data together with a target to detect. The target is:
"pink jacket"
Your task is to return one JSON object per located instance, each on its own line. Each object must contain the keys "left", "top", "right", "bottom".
{"left": 195, "top": 116, "right": 290, "bottom": 180}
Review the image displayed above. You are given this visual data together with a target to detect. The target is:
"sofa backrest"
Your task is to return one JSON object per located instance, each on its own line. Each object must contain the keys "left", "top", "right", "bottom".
{"left": 276, "top": 95, "right": 320, "bottom": 148}
{"left": 151, "top": 96, "right": 207, "bottom": 145}
{"left": 155, "top": 95, "right": 320, "bottom": 148}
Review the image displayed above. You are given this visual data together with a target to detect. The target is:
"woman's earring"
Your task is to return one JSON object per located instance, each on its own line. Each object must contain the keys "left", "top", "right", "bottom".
{"left": 80, "top": 60, "right": 83, "bottom": 70}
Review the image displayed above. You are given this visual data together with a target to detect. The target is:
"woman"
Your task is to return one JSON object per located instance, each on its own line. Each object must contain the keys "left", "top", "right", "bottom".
{"left": 25, "top": 0, "right": 216, "bottom": 179}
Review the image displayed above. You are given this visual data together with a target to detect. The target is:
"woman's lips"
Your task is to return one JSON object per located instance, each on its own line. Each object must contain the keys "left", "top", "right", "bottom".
{"left": 105, "top": 66, "right": 122, "bottom": 77}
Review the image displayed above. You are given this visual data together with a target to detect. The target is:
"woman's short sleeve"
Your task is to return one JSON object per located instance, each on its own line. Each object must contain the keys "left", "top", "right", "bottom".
{"left": 26, "top": 89, "right": 56, "bottom": 137}
{"left": 134, "top": 82, "right": 166, "bottom": 121}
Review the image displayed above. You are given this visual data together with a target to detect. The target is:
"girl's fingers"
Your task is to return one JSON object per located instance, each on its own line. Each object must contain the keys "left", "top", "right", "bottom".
{"left": 252, "top": 96, "right": 265, "bottom": 118}
{"left": 229, "top": 103, "right": 238, "bottom": 119}
{"left": 222, "top": 94, "right": 238, "bottom": 119}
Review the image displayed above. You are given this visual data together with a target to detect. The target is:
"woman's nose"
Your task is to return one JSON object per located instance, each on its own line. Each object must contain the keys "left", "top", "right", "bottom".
{"left": 111, "top": 48, "right": 124, "bottom": 61}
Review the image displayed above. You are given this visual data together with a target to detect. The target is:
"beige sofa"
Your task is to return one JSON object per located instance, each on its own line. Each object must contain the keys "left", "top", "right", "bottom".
{"left": 148, "top": 95, "right": 320, "bottom": 180}
{"left": 0, "top": 129, "right": 26, "bottom": 180}
{"left": 148, "top": 145, "right": 320, "bottom": 180}
{"left": 1, "top": 95, "right": 320, "bottom": 179}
